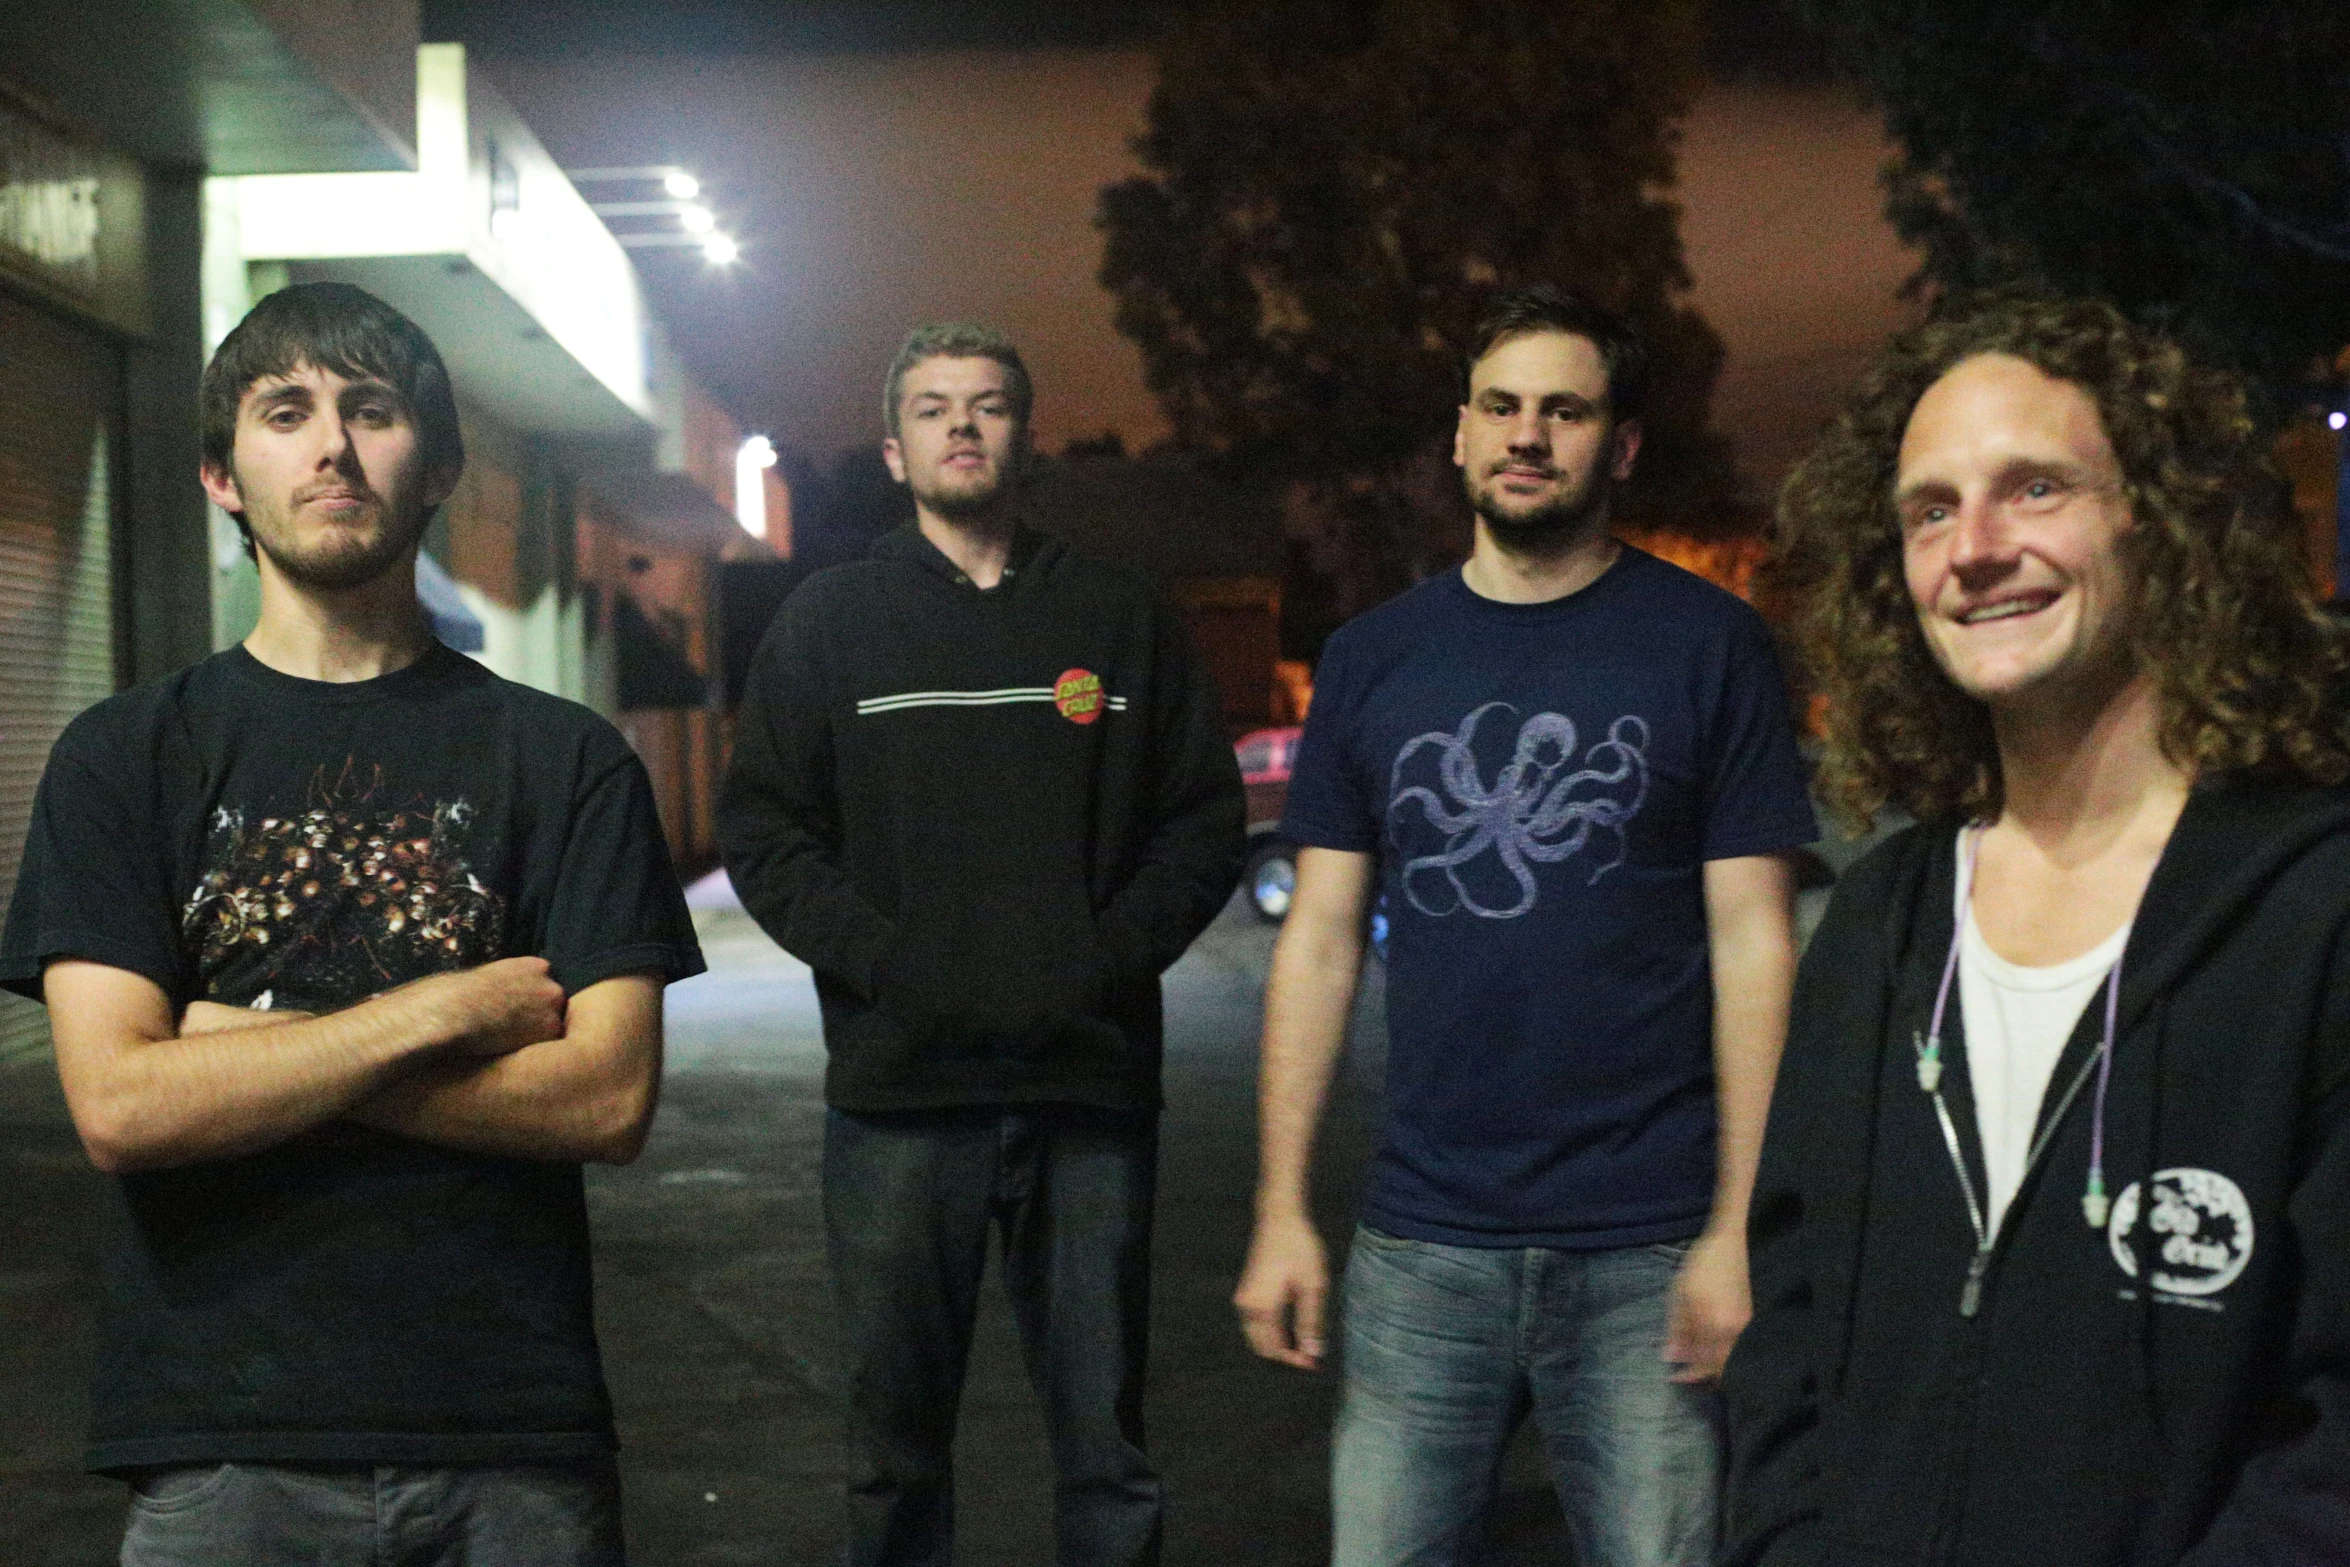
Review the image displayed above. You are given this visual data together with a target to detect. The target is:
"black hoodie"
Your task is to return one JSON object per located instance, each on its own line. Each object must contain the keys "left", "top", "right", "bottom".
{"left": 1724, "top": 778, "right": 2350, "bottom": 1566}
{"left": 717, "top": 523, "right": 1246, "bottom": 1113}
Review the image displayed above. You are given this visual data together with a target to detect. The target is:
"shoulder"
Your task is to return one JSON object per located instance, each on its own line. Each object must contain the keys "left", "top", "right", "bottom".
{"left": 1024, "top": 534, "right": 1163, "bottom": 621}
{"left": 1808, "top": 819, "right": 1944, "bottom": 958}
{"left": 46, "top": 653, "right": 231, "bottom": 772}
{"left": 1323, "top": 573, "right": 1463, "bottom": 660}
{"left": 442, "top": 659, "right": 642, "bottom": 777}
{"left": 1612, "top": 546, "right": 1775, "bottom": 641}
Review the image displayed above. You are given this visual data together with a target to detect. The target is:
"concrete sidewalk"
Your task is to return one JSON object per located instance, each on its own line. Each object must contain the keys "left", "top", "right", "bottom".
{"left": 5, "top": 898, "right": 1588, "bottom": 1564}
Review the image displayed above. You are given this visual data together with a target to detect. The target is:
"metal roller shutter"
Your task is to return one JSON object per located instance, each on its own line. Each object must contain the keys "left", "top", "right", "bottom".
{"left": 0, "top": 290, "right": 120, "bottom": 1060}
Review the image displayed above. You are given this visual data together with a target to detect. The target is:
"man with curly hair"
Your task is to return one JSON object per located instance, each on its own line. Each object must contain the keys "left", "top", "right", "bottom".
{"left": 1723, "top": 294, "right": 2350, "bottom": 1564}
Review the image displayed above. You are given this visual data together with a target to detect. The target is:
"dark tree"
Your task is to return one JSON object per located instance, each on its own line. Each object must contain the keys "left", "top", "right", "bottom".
{"left": 1099, "top": 0, "right": 1742, "bottom": 621}
{"left": 1806, "top": 0, "right": 2350, "bottom": 405}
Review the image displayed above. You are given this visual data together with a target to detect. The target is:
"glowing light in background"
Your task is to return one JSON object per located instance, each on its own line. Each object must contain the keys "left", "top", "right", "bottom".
{"left": 736, "top": 434, "right": 778, "bottom": 537}
{"left": 2330, "top": 411, "right": 2346, "bottom": 432}
{"left": 679, "top": 204, "right": 716, "bottom": 234}
{"left": 703, "top": 233, "right": 740, "bottom": 265}
{"left": 663, "top": 170, "right": 701, "bottom": 200}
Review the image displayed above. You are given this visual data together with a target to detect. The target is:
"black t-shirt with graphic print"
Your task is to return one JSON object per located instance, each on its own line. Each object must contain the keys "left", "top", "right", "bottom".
{"left": 0, "top": 643, "right": 704, "bottom": 1473}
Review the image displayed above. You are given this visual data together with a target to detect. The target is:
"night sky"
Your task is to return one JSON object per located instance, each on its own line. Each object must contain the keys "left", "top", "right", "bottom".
{"left": 426, "top": 2, "right": 1913, "bottom": 498}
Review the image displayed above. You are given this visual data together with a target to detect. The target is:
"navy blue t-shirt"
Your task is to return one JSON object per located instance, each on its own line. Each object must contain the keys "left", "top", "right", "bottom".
{"left": 1280, "top": 548, "right": 1817, "bottom": 1248}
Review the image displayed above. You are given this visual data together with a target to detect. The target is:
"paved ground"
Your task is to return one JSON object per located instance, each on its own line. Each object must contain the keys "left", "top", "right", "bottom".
{"left": 0, "top": 893, "right": 1586, "bottom": 1565}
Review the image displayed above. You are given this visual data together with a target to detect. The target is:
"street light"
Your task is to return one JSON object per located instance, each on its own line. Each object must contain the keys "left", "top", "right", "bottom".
{"left": 736, "top": 434, "right": 778, "bottom": 538}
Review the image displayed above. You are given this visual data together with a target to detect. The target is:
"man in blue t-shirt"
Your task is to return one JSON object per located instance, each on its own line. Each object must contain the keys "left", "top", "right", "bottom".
{"left": 1234, "top": 286, "right": 1817, "bottom": 1567}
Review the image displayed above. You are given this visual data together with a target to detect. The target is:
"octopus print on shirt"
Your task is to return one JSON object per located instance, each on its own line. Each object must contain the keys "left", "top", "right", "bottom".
{"left": 1388, "top": 703, "right": 1653, "bottom": 917}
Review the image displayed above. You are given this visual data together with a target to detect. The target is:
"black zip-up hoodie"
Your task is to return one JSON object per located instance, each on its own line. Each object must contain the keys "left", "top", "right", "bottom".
{"left": 717, "top": 523, "right": 1246, "bottom": 1113}
{"left": 1724, "top": 778, "right": 2350, "bottom": 1566}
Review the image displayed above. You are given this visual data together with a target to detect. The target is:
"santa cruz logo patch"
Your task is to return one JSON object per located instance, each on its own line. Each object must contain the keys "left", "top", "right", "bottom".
{"left": 1054, "top": 668, "right": 1104, "bottom": 724}
{"left": 2108, "top": 1167, "right": 2254, "bottom": 1299}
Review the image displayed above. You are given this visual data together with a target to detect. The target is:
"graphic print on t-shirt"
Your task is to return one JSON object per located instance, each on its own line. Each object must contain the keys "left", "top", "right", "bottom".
{"left": 182, "top": 756, "right": 507, "bottom": 1010}
{"left": 1386, "top": 702, "right": 1650, "bottom": 917}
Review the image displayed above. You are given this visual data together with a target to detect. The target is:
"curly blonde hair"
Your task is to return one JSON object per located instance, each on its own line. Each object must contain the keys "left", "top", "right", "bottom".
{"left": 1779, "top": 294, "right": 2350, "bottom": 827}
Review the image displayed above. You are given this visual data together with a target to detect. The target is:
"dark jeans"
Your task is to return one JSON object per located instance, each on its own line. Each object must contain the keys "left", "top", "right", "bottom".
{"left": 823, "top": 1105, "right": 1162, "bottom": 1567}
{"left": 117, "top": 1460, "right": 624, "bottom": 1566}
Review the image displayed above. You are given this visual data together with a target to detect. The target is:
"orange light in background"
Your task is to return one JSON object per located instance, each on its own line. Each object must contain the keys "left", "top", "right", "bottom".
{"left": 1617, "top": 529, "right": 1769, "bottom": 602}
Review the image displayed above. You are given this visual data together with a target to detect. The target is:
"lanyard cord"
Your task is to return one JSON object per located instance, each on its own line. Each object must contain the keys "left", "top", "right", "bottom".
{"left": 1913, "top": 827, "right": 2125, "bottom": 1315}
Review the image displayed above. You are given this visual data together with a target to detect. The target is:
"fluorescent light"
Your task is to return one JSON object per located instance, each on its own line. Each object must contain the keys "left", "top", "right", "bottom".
{"left": 679, "top": 204, "right": 716, "bottom": 234}
{"left": 663, "top": 171, "right": 701, "bottom": 200}
{"left": 703, "top": 233, "right": 740, "bottom": 264}
{"left": 736, "top": 435, "right": 777, "bottom": 536}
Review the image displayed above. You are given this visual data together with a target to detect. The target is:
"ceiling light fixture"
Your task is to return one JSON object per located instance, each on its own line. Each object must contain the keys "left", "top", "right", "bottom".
{"left": 663, "top": 170, "right": 701, "bottom": 200}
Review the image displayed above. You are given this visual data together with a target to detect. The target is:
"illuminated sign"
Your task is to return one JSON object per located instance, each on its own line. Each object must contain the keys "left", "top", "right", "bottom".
{"left": 0, "top": 97, "right": 99, "bottom": 294}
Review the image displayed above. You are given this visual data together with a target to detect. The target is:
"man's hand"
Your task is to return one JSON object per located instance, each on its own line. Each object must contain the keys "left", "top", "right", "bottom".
{"left": 1664, "top": 1223, "right": 1751, "bottom": 1384}
{"left": 1234, "top": 1210, "right": 1330, "bottom": 1370}
{"left": 412, "top": 958, "right": 567, "bottom": 1057}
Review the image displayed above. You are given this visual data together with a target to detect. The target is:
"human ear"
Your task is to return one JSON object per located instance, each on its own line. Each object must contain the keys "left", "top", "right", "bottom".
{"left": 1609, "top": 419, "right": 1643, "bottom": 482}
{"left": 198, "top": 461, "right": 244, "bottom": 514}
{"left": 881, "top": 437, "right": 908, "bottom": 485}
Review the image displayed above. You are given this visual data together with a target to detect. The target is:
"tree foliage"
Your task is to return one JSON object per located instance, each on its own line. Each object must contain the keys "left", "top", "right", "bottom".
{"left": 1099, "top": 0, "right": 1741, "bottom": 614}
{"left": 1806, "top": 0, "right": 2350, "bottom": 406}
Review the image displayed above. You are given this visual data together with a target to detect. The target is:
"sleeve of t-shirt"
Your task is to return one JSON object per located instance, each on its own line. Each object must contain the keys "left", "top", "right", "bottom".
{"left": 538, "top": 739, "right": 707, "bottom": 995}
{"left": 0, "top": 711, "right": 187, "bottom": 1005}
{"left": 1277, "top": 628, "right": 1379, "bottom": 853}
{"left": 1700, "top": 609, "right": 1820, "bottom": 862}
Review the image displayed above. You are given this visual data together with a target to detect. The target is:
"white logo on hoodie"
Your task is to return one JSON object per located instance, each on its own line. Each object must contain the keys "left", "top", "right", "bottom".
{"left": 2107, "top": 1168, "right": 2254, "bottom": 1297}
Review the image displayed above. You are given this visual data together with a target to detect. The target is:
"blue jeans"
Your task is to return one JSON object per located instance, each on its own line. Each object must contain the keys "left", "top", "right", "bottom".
{"left": 1331, "top": 1226, "right": 1721, "bottom": 1567}
{"left": 117, "top": 1460, "right": 623, "bottom": 1566}
{"left": 823, "top": 1106, "right": 1161, "bottom": 1567}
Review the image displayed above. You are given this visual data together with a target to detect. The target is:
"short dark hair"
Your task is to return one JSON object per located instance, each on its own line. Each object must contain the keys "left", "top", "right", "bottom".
{"left": 1781, "top": 291, "right": 2348, "bottom": 826}
{"left": 1462, "top": 286, "right": 1650, "bottom": 420}
{"left": 882, "top": 321, "right": 1034, "bottom": 440}
{"left": 200, "top": 282, "right": 464, "bottom": 537}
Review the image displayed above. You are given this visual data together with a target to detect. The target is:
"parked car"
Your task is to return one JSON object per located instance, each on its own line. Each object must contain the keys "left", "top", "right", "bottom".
{"left": 1235, "top": 725, "right": 1303, "bottom": 922}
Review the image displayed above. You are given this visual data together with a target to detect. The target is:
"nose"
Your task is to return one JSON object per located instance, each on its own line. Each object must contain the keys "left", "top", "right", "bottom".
{"left": 1503, "top": 406, "right": 1548, "bottom": 456}
{"left": 311, "top": 409, "right": 356, "bottom": 471}
{"left": 1945, "top": 496, "right": 2014, "bottom": 581}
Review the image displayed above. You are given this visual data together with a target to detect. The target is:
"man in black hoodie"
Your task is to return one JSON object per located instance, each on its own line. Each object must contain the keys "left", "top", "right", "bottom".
{"left": 717, "top": 322, "right": 1245, "bottom": 1567}
{"left": 1723, "top": 294, "right": 2350, "bottom": 1564}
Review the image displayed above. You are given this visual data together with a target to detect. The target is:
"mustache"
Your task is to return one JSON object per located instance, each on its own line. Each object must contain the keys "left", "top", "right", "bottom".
{"left": 294, "top": 478, "right": 381, "bottom": 506}
{"left": 1487, "top": 459, "right": 1558, "bottom": 480}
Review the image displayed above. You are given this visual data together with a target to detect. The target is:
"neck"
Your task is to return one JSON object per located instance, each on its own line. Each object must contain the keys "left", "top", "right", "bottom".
{"left": 1459, "top": 512, "right": 1619, "bottom": 605}
{"left": 1991, "top": 669, "right": 2189, "bottom": 858}
{"left": 917, "top": 503, "right": 1016, "bottom": 589}
{"left": 243, "top": 552, "right": 435, "bottom": 683}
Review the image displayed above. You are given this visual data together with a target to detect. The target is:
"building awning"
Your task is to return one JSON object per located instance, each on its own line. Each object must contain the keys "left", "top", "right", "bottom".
{"left": 581, "top": 470, "right": 772, "bottom": 561}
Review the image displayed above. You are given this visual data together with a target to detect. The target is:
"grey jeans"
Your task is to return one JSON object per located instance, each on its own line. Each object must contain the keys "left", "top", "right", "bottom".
{"left": 119, "top": 1460, "right": 625, "bottom": 1567}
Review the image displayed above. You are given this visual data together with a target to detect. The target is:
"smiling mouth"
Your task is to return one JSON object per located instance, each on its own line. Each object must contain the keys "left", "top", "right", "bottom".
{"left": 1957, "top": 595, "right": 2055, "bottom": 625}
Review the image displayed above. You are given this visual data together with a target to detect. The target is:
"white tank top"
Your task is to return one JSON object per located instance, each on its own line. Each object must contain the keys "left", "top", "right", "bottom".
{"left": 1954, "top": 839, "right": 2131, "bottom": 1236}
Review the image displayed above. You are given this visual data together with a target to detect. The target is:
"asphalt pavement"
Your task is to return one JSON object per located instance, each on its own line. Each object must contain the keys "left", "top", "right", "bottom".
{"left": 0, "top": 891, "right": 1588, "bottom": 1565}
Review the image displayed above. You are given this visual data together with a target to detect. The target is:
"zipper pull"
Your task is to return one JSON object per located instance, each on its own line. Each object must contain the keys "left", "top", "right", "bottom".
{"left": 1913, "top": 1028, "right": 1943, "bottom": 1093}
{"left": 1959, "top": 1248, "right": 1989, "bottom": 1318}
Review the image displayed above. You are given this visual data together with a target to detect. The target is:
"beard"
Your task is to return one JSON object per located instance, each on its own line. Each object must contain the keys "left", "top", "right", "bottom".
{"left": 909, "top": 458, "right": 1014, "bottom": 520}
{"left": 1463, "top": 462, "right": 1610, "bottom": 551}
{"left": 242, "top": 487, "right": 427, "bottom": 593}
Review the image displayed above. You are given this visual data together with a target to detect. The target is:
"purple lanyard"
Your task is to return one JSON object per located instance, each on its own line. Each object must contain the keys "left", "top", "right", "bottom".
{"left": 1915, "top": 827, "right": 2122, "bottom": 1254}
